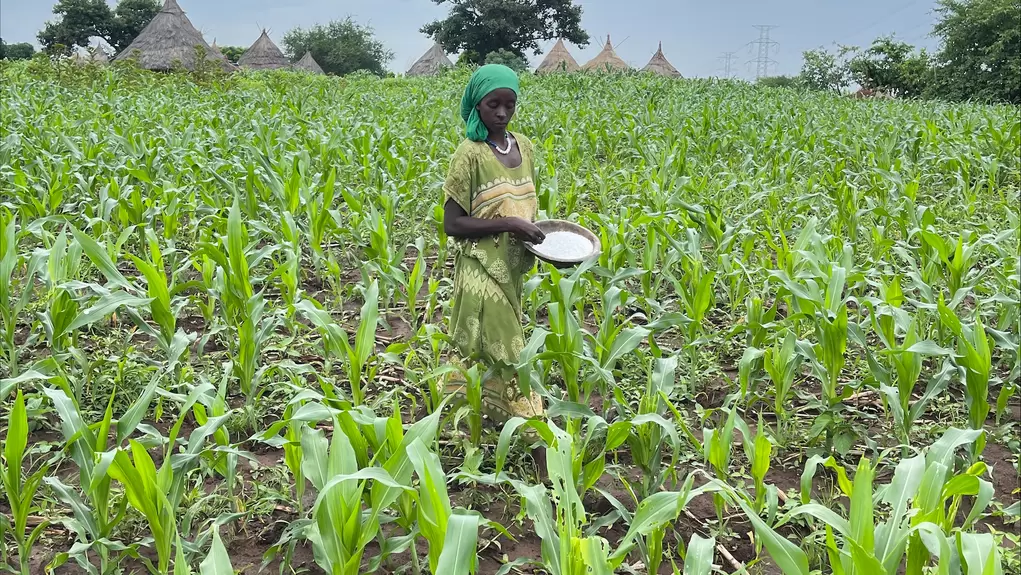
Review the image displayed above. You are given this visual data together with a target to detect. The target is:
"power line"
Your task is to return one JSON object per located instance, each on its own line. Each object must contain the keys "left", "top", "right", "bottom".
{"left": 748, "top": 25, "right": 779, "bottom": 79}
{"left": 718, "top": 51, "right": 738, "bottom": 78}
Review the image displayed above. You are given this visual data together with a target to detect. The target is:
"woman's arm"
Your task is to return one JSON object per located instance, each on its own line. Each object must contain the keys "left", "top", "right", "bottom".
{"left": 444, "top": 199, "right": 545, "bottom": 244}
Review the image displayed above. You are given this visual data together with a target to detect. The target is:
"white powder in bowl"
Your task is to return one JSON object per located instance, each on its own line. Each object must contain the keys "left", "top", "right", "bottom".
{"left": 531, "top": 231, "right": 593, "bottom": 260}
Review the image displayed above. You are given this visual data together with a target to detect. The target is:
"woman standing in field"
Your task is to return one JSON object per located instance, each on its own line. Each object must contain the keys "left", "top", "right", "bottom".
{"left": 442, "top": 64, "right": 547, "bottom": 444}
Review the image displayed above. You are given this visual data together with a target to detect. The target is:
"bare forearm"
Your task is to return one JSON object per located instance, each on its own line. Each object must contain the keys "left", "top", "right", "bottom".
{"left": 444, "top": 215, "right": 512, "bottom": 239}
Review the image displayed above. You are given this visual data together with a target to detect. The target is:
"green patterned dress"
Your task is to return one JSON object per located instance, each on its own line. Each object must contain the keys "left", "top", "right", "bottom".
{"left": 443, "top": 133, "right": 544, "bottom": 422}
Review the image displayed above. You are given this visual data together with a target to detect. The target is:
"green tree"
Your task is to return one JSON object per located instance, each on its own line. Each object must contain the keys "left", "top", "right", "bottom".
{"left": 38, "top": 0, "right": 112, "bottom": 54}
{"left": 932, "top": 0, "right": 1021, "bottom": 104}
{"left": 849, "top": 37, "right": 934, "bottom": 98}
{"left": 0, "top": 39, "right": 36, "bottom": 61}
{"left": 108, "top": 0, "right": 160, "bottom": 52}
{"left": 282, "top": 18, "right": 393, "bottom": 76}
{"left": 218, "top": 45, "right": 246, "bottom": 64}
{"left": 422, "top": 0, "right": 589, "bottom": 66}
{"left": 37, "top": 0, "right": 158, "bottom": 54}
{"left": 485, "top": 49, "right": 529, "bottom": 72}
{"left": 798, "top": 45, "right": 856, "bottom": 92}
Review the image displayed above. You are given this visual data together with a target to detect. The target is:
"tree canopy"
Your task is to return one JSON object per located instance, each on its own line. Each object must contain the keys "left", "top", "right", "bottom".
{"left": 849, "top": 37, "right": 933, "bottom": 99}
{"left": 218, "top": 46, "right": 246, "bottom": 65}
{"left": 796, "top": 0, "right": 1019, "bottom": 104}
{"left": 932, "top": 0, "right": 1020, "bottom": 104}
{"left": 798, "top": 46, "right": 855, "bottom": 92}
{"left": 0, "top": 39, "right": 36, "bottom": 61}
{"left": 38, "top": 0, "right": 160, "bottom": 54}
{"left": 282, "top": 18, "right": 393, "bottom": 76}
{"left": 422, "top": 0, "right": 589, "bottom": 66}
{"left": 485, "top": 49, "right": 529, "bottom": 72}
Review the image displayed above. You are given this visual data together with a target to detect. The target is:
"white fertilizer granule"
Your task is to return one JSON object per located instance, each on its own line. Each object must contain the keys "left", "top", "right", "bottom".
{"left": 531, "top": 231, "right": 593, "bottom": 260}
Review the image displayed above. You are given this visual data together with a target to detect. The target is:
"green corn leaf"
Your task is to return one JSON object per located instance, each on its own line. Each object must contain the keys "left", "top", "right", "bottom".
{"left": 434, "top": 512, "right": 480, "bottom": 575}
{"left": 4, "top": 390, "right": 28, "bottom": 490}
{"left": 70, "top": 226, "right": 132, "bottom": 291}
{"left": 67, "top": 292, "right": 152, "bottom": 333}
{"left": 848, "top": 457, "right": 876, "bottom": 570}
{"left": 117, "top": 371, "right": 161, "bottom": 443}
{"left": 683, "top": 534, "right": 716, "bottom": 575}
{"left": 198, "top": 526, "right": 235, "bottom": 575}
{"left": 738, "top": 499, "right": 809, "bottom": 575}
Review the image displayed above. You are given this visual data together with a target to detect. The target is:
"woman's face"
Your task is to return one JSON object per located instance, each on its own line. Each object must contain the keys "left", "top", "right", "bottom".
{"left": 477, "top": 88, "right": 517, "bottom": 135}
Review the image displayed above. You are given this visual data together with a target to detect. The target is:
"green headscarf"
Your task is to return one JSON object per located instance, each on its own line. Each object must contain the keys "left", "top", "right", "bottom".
{"left": 460, "top": 64, "right": 520, "bottom": 142}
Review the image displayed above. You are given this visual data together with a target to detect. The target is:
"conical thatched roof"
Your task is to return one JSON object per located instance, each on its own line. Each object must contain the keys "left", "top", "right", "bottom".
{"left": 582, "top": 36, "right": 629, "bottom": 72}
{"left": 293, "top": 51, "right": 324, "bottom": 74}
{"left": 407, "top": 42, "right": 453, "bottom": 76}
{"left": 536, "top": 39, "right": 580, "bottom": 74}
{"left": 114, "top": 0, "right": 230, "bottom": 71}
{"left": 643, "top": 42, "right": 681, "bottom": 78}
{"left": 239, "top": 30, "right": 290, "bottom": 70}
{"left": 209, "top": 40, "right": 235, "bottom": 68}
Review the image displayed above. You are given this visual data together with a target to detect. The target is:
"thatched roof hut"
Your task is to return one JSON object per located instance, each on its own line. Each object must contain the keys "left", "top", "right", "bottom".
{"left": 582, "top": 36, "right": 629, "bottom": 72}
{"left": 114, "top": 0, "right": 229, "bottom": 71}
{"left": 643, "top": 43, "right": 681, "bottom": 78}
{"left": 536, "top": 39, "right": 580, "bottom": 74}
{"left": 293, "top": 51, "right": 324, "bottom": 74}
{"left": 209, "top": 40, "right": 235, "bottom": 69}
{"left": 239, "top": 30, "right": 290, "bottom": 70}
{"left": 407, "top": 42, "right": 453, "bottom": 76}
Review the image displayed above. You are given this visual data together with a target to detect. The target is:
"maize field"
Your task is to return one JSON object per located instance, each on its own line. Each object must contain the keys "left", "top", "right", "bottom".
{"left": 0, "top": 58, "right": 1019, "bottom": 574}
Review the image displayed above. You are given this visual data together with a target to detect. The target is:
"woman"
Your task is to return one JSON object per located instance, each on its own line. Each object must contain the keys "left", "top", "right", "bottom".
{"left": 442, "top": 64, "right": 547, "bottom": 432}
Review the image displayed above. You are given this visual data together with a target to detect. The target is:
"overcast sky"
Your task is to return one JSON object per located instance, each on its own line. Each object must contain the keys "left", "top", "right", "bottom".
{"left": 1, "top": 0, "right": 941, "bottom": 77}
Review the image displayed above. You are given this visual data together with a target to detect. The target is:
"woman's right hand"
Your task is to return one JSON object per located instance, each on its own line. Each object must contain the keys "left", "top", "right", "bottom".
{"left": 505, "top": 218, "right": 546, "bottom": 244}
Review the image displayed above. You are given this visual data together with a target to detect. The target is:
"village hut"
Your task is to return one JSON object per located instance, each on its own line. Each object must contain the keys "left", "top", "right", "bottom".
{"left": 209, "top": 40, "right": 236, "bottom": 69}
{"left": 293, "top": 51, "right": 325, "bottom": 74}
{"left": 642, "top": 42, "right": 681, "bottom": 78}
{"left": 407, "top": 42, "right": 453, "bottom": 76}
{"left": 114, "top": 0, "right": 230, "bottom": 71}
{"left": 582, "top": 36, "right": 629, "bottom": 72}
{"left": 238, "top": 30, "right": 290, "bottom": 70}
{"left": 536, "top": 39, "right": 580, "bottom": 74}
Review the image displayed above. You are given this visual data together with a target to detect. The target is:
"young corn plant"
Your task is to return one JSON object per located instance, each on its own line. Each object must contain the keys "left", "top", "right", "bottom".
{"left": 101, "top": 381, "right": 228, "bottom": 575}
{"left": 660, "top": 227, "right": 717, "bottom": 391}
{"left": 197, "top": 198, "right": 279, "bottom": 421}
{"left": 618, "top": 355, "right": 682, "bottom": 498}
{"left": 407, "top": 438, "right": 488, "bottom": 575}
{"left": 0, "top": 212, "right": 42, "bottom": 378}
{"left": 862, "top": 303, "right": 953, "bottom": 449}
{"left": 296, "top": 279, "right": 380, "bottom": 405}
{"left": 1, "top": 390, "right": 50, "bottom": 575}
{"left": 937, "top": 298, "right": 993, "bottom": 461}
{"left": 44, "top": 377, "right": 160, "bottom": 575}
{"left": 300, "top": 422, "right": 414, "bottom": 575}
{"left": 757, "top": 428, "right": 1001, "bottom": 575}
{"left": 763, "top": 331, "right": 805, "bottom": 427}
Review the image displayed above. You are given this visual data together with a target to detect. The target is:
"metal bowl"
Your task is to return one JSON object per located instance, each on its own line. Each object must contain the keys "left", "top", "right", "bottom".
{"left": 525, "top": 220, "right": 602, "bottom": 268}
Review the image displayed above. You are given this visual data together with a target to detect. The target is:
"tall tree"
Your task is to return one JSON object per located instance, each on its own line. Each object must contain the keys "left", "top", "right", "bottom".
{"left": 37, "top": 0, "right": 159, "bottom": 54}
{"left": 38, "top": 0, "right": 113, "bottom": 53}
{"left": 849, "top": 37, "right": 933, "bottom": 98}
{"left": 422, "top": 0, "right": 589, "bottom": 65}
{"left": 798, "top": 45, "right": 856, "bottom": 92}
{"left": 218, "top": 46, "right": 247, "bottom": 65}
{"left": 108, "top": 0, "right": 161, "bottom": 52}
{"left": 282, "top": 18, "right": 393, "bottom": 76}
{"left": 932, "top": 0, "right": 1021, "bottom": 104}
{"left": 0, "top": 39, "right": 36, "bottom": 61}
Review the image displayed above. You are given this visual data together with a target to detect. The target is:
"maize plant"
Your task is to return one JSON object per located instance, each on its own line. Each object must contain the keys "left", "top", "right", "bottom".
{"left": 1, "top": 60, "right": 1018, "bottom": 575}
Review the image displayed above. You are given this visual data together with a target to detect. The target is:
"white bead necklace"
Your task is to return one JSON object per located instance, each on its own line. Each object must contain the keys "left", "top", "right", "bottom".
{"left": 487, "top": 133, "right": 513, "bottom": 155}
